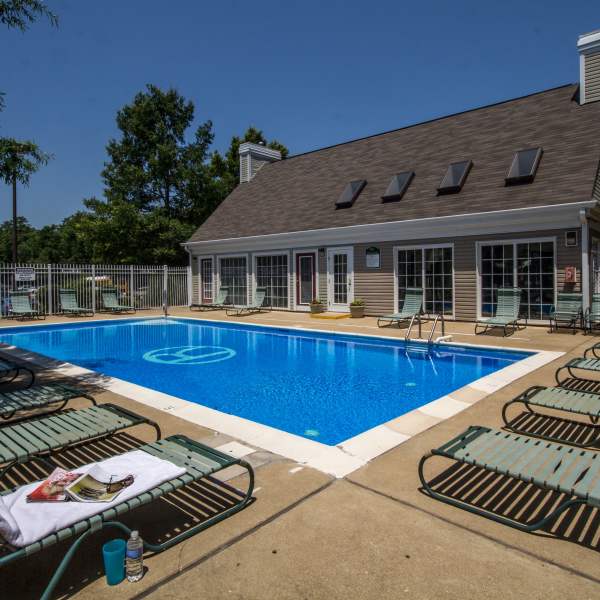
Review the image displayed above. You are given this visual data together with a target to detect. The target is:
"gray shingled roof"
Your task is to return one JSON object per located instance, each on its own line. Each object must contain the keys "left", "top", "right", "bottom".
{"left": 189, "top": 84, "right": 600, "bottom": 243}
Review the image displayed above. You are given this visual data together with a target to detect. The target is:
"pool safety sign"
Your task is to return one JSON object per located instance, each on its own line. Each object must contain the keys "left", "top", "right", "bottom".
{"left": 14, "top": 267, "right": 36, "bottom": 282}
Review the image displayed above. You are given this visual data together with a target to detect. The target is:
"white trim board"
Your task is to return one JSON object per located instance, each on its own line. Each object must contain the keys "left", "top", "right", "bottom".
{"left": 0, "top": 317, "right": 562, "bottom": 478}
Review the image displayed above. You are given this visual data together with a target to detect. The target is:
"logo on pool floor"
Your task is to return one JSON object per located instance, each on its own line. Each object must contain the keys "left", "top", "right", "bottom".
{"left": 143, "top": 345, "right": 236, "bottom": 365}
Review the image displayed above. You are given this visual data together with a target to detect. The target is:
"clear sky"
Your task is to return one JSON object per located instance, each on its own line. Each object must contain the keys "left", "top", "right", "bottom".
{"left": 0, "top": 0, "right": 598, "bottom": 227}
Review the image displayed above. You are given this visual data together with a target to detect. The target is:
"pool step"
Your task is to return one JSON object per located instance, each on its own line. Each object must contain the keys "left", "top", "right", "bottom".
{"left": 310, "top": 312, "right": 350, "bottom": 320}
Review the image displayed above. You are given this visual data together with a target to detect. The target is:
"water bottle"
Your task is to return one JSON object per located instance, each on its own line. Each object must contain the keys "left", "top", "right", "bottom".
{"left": 126, "top": 530, "right": 144, "bottom": 582}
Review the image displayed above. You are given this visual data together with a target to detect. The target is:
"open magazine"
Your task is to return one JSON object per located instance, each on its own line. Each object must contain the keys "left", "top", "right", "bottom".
{"left": 27, "top": 466, "right": 134, "bottom": 503}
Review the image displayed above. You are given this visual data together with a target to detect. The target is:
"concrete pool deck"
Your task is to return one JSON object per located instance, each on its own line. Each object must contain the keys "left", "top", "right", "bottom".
{"left": 0, "top": 310, "right": 599, "bottom": 599}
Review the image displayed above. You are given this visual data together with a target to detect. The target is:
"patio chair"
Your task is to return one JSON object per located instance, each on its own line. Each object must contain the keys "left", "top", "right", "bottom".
{"left": 555, "top": 355, "right": 600, "bottom": 385}
{"left": 0, "top": 434, "right": 254, "bottom": 600}
{"left": 0, "top": 403, "right": 160, "bottom": 481}
{"left": 59, "top": 289, "right": 93, "bottom": 317}
{"left": 226, "top": 287, "right": 269, "bottom": 316}
{"left": 501, "top": 385, "right": 600, "bottom": 446}
{"left": 9, "top": 291, "right": 45, "bottom": 321}
{"left": 377, "top": 288, "right": 423, "bottom": 328}
{"left": 474, "top": 288, "right": 522, "bottom": 336}
{"left": 0, "top": 382, "right": 96, "bottom": 422}
{"left": 585, "top": 293, "right": 600, "bottom": 334}
{"left": 0, "top": 357, "right": 34, "bottom": 388}
{"left": 101, "top": 288, "right": 136, "bottom": 314}
{"left": 190, "top": 286, "right": 231, "bottom": 311}
{"left": 419, "top": 425, "right": 600, "bottom": 532}
{"left": 548, "top": 292, "right": 582, "bottom": 333}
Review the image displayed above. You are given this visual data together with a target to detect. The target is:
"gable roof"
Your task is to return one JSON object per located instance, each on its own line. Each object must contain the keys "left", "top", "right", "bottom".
{"left": 189, "top": 84, "right": 600, "bottom": 244}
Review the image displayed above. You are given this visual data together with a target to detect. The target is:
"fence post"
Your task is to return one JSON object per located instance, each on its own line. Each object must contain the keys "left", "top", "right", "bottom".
{"left": 91, "top": 265, "right": 96, "bottom": 313}
{"left": 163, "top": 265, "right": 168, "bottom": 316}
{"left": 130, "top": 265, "right": 134, "bottom": 308}
{"left": 187, "top": 264, "right": 192, "bottom": 307}
{"left": 47, "top": 264, "right": 52, "bottom": 315}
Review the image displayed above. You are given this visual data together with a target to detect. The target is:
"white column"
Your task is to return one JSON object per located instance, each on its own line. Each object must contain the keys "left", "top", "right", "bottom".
{"left": 581, "top": 209, "right": 590, "bottom": 312}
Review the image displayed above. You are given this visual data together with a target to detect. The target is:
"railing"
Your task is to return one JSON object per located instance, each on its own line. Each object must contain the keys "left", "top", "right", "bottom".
{"left": 0, "top": 263, "right": 191, "bottom": 316}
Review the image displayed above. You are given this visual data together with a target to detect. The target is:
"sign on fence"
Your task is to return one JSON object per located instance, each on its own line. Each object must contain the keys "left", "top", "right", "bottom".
{"left": 14, "top": 267, "right": 36, "bottom": 282}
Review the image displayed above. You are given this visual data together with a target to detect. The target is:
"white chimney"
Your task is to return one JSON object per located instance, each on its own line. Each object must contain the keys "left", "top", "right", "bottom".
{"left": 239, "top": 142, "right": 281, "bottom": 183}
{"left": 578, "top": 30, "right": 600, "bottom": 104}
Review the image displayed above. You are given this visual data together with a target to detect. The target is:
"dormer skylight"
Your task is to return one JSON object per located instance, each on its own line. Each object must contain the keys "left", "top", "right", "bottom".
{"left": 437, "top": 160, "right": 472, "bottom": 194}
{"left": 381, "top": 171, "right": 414, "bottom": 202}
{"left": 505, "top": 147, "right": 542, "bottom": 185}
{"left": 336, "top": 179, "right": 367, "bottom": 208}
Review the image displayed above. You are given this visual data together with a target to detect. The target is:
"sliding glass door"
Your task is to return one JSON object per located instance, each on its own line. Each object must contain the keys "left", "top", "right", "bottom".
{"left": 255, "top": 254, "right": 289, "bottom": 308}
{"left": 219, "top": 256, "right": 248, "bottom": 305}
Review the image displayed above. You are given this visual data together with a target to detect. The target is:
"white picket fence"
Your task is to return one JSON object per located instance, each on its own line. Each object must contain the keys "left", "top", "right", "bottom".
{"left": 0, "top": 263, "right": 191, "bottom": 316}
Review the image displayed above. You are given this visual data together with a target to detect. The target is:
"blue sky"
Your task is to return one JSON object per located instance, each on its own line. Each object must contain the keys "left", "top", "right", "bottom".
{"left": 0, "top": 0, "right": 598, "bottom": 226}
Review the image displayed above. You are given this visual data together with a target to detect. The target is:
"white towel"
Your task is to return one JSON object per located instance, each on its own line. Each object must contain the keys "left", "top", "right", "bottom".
{"left": 0, "top": 450, "right": 186, "bottom": 548}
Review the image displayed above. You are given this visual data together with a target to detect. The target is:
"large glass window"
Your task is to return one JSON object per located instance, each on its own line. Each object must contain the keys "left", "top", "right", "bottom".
{"left": 480, "top": 240, "right": 555, "bottom": 320}
{"left": 255, "top": 254, "right": 289, "bottom": 308}
{"left": 219, "top": 256, "right": 247, "bottom": 305}
{"left": 396, "top": 246, "right": 453, "bottom": 315}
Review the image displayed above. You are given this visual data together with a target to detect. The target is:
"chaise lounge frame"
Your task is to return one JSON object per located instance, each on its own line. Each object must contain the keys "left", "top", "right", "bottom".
{"left": 190, "top": 286, "right": 231, "bottom": 311}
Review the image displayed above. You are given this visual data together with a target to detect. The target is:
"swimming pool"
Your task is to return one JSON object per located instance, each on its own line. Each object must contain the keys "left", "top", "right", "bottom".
{"left": 0, "top": 318, "right": 531, "bottom": 446}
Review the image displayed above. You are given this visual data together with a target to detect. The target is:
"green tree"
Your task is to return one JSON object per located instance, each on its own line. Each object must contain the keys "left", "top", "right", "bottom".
{"left": 0, "top": 138, "right": 51, "bottom": 260}
{"left": 0, "top": 0, "right": 57, "bottom": 31}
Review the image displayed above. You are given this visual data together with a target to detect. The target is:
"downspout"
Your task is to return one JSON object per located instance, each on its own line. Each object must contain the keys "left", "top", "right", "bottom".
{"left": 580, "top": 209, "right": 590, "bottom": 312}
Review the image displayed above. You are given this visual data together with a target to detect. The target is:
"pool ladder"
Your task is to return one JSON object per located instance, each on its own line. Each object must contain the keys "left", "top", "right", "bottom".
{"left": 405, "top": 313, "right": 445, "bottom": 344}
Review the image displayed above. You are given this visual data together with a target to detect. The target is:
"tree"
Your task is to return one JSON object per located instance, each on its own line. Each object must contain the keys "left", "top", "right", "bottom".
{"left": 0, "top": 138, "right": 51, "bottom": 260}
{"left": 0, "top": 0, "right": 57, "bottom": 31}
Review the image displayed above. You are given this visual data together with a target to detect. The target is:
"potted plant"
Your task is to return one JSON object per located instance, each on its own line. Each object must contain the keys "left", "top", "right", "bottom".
{"left": 310, "top": 298, "right": 324, "bottom": 314}
{"left": 350, "top": 298, "right": 365, "bottom": 318}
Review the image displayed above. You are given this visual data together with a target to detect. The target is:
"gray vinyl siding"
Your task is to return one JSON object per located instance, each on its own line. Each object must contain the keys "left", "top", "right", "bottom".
{"left": 584, "top": 52, "right": 600, "bottom": 104}
{"left": 318, "top": 251, "right": 327, "bottom": 303}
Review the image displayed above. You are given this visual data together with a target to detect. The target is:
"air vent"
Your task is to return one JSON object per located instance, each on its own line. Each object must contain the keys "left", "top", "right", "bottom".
{"left": 381, "top": 171, "right": 414, "bottom": 202}
{"left": 336, "top": 179, "right": 367, "bottom": 208}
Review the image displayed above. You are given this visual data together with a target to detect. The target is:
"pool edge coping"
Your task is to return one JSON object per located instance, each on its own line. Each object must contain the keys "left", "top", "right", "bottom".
{"left": 0, "top": 316, "right": 564, "bottom": 478}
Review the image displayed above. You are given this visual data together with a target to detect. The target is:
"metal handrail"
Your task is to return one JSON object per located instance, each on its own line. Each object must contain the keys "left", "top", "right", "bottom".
{"left": 427, "top": 312, "right": 446, "bottom": 343}
{"left": 405, "top": 314, "right": 417, "bottom": 341}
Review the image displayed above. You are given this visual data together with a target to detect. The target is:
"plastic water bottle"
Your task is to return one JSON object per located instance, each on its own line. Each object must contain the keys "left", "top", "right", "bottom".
{"left": 126, "top": 530, "right": 144, "bottom": 582}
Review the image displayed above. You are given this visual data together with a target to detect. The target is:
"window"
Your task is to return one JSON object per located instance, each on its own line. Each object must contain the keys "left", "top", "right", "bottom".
{"left": 437, "top": 160, "right": 472, "bottom": 194}
{"left": 505, "top": 148, "right": 542, "bottom": 185}
{"left": 381, "top": 171, "right": 414, "bottom": 202}
{"left": 200, "top": 258, "right": 213, "bottom": 302}
{"left": 333, "top": 253, "right": 348, "bottom": 303}
{"left": 336, "top": 179, "right": 367, "bottom": 208}
{"left": 479, "top": 240, "right": 554, "bottom": 320}
{"left": 255, "top": 254, "right": 289, "bottom": 308}
{"left": 219, "top": 256, "right": 247, "bottom": 305}
{"left": 396, "top": 246, "right": 453, "bottom": 315}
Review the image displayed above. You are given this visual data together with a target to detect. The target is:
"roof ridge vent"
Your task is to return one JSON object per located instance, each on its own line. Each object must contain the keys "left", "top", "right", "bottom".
{"left": 239, "top": 142, "right": 281, "bottom": 183}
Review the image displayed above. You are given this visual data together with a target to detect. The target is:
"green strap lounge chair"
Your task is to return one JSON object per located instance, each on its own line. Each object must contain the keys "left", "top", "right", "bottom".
{"left": 548, "top": 292, "right": 582, "bottom": 333}
{"left": 555, "top": 355, "right": 600, "bottom": 385}
{"left": 502, "top": 385, "right": 600, "bottom": 446}
{"left": 419, "top": 425, "right": 600, "bottom": 532}
{"left": 474, "top": 288, "right": 522, "bottom": 336}
{"left": 377, "top": 288, "right": 423, "bottom": 328}
{"left": 9, "top": 291, "right": 44, "bottom": 321}
{"left": 226, "top": 287, "right": 269, "bottom": 316}
{"left": 101, "top": 288, "right": 136, "bottom": 313}
{"left": 585, "top": 293, "right": 600, "bottom": 334}
{"left": 0, "top": 403, "right": 160, "bottom": 480}
{"left": 0, "top": 435, "right": 254, "bottom": 600}
{"left": 190, "top": 286, "right": 231, "bottom": 311}
{"left": 0, "top": 383, "right": 96, "bottom": 422}
{"left": 0, "top": 357, "right": 34, "bottom": 388}
{"left": 59, "top": 289, "right": 93, "bottom": 317}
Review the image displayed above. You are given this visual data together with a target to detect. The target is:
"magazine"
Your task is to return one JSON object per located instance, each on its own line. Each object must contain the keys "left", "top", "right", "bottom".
{"left": 65, "top": 465, "right": 135, "bottom": 503}
{"left": 26, "top": 467, "right": 82, "bottom": 502}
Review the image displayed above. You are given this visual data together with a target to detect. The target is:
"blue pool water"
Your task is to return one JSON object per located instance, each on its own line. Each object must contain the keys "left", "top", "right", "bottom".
{"left": 0, "top": 318, "right": 530, "bottom": 445}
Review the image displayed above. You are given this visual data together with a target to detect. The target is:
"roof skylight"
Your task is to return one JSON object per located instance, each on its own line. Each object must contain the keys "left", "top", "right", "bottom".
{"left": 381, "top": 171, "right": 414, "bottom": 202}
{"left": 437, "top": 160, "right": 472, "bottom": 194}
{"left": 505, "top": 148, "right": 543, "bottom": 185}
{"left": 336, "top": 179, "right": 367, "bottom": 208}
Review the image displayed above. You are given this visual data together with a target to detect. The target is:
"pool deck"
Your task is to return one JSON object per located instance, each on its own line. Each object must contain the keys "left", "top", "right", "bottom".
{"left": 1, "top": 310, "right": 599, "bottom": 599}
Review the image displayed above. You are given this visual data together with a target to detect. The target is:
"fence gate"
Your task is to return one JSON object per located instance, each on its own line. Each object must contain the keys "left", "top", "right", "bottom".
{"left": 0, "top": 263, "right": 191, "bottom": 316}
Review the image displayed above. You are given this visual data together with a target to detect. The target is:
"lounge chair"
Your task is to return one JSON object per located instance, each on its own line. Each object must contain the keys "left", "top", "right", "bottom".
{"left": 585, "top": 293, "right": 600, "bottom": 334}
{"left": 101, "top": 288, "right": 136, "bottom": 313}
{"left": 377, "top": 288, "right": 423, "bottom": 328}
{"left": 548, "top": 292, "right": 582, "bottom": 333}
{"left": 474, "top": 288, "right": 522, "bottom": 336}
{"left": 0, "top": 357, "right": 34, "bottom": 388}
{"left": 190, "top": 286, "right": 231, "bottom": 311}
{"left": 226, "top": 287, "right": 269, "bottom": 316}
{"left": 0, "top": 403, "right": 160, "bottom": 480}
{"left": 0, "top": 382, "right": 96, "bottom": 422}
{"left": 555, "top": 355, "right": 600, "bottom": 386}
{"left": 501, "top": 385, "right": 600, "bottom": 446}
{"left": 419, "top": 425, "right": 600, "bottom": 532}
{"left": 0, "top": 434, "right": 254, "bottom": 600}
{"left": 59, "top": 289, "right": 93, "bottom": 317}
{"left": 9, "top": 291, "right": 45, "bottom": 321}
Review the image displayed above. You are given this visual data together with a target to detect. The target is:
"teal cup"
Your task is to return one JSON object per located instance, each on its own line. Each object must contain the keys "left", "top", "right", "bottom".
{"left": 102, "top": 538, "right": 126, "bottom": 585}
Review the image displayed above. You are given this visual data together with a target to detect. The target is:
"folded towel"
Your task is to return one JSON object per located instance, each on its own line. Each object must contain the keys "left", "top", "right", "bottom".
{"left": 0, "top": 450, "right": 186, "bottom": 548}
